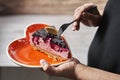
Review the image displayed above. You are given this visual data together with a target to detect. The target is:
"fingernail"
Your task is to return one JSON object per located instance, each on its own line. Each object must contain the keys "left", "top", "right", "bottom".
{"left": 73, "top": 22, "right": 77, "bottom": 26}
{"left": 72, "top": 26, "right": 76, "bottom": 31}
{"left": 72, "top": 22, "right": 77, "bottom": 31}
{"left": 40, "top": 59, "right": 48, "bottom": 67}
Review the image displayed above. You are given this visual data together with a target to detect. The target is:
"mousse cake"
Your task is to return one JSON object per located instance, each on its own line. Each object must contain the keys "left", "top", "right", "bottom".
{"left": 29, "top": 26, "right": 70, "bottom": 61}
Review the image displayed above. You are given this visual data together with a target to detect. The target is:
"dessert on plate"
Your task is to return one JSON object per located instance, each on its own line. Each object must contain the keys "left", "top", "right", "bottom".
{"left": 29, "top": 26, "right": 70, "bottom": 61}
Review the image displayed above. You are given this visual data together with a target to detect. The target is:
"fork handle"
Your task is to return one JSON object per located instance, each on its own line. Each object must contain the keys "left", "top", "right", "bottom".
{"left": 69, "top": 19, "right": 77, "bottom": 24}
{"left": 57, "top": 20, "right": 76, "bottom": 38}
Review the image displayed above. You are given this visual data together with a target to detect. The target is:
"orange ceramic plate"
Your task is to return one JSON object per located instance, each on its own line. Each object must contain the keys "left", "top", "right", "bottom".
{"left": 7, "top": 24, "right": 72, "bottom": 68}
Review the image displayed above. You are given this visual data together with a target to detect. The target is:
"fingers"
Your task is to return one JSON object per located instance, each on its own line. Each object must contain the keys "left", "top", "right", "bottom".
{"left": 40, "top": 59, "right": 58, "bottom": 75}
{"left": 74, "top": 3, "right": 94, "bottom": 19}
{"left": 82, "top": 12, "right": 101, "bottom": 26}
{"left": 73, "top": 3, "right": 96, "bottom": 30}
{"left": 82, "top": 12, "right": 95, "bottom": 26}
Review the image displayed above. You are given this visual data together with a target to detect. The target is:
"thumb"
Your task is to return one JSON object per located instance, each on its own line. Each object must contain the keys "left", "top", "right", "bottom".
{"left": 40, "top": 59, "right": 58, "bottom": 75}
{"left": 40, "top": 59, "right": 50, "bottom": 71}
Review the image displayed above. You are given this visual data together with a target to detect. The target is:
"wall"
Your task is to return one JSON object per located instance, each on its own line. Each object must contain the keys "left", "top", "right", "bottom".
{"left": 0, "top": 0, "right": 107, "bottom": 15}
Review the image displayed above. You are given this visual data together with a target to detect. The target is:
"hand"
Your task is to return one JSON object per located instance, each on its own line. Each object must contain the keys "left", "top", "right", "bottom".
{"left": 73, "top": 3, "right": 102, "bottom": 30}
{"left": 40, "top": 58, "right": 80, "bottom": 79}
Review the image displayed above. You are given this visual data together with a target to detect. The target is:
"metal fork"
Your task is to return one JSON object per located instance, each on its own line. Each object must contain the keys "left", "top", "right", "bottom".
{"left": 57, "top": 20, "right": 76, "bottom": 38}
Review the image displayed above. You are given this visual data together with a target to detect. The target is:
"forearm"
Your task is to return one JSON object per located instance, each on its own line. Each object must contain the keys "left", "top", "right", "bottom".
{"left": 75, "top": 63, "right": 120, "bottom": 80}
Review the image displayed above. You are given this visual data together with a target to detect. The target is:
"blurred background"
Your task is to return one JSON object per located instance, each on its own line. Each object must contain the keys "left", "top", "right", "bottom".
{"left": 0, "top": 0, "right": 107, "bottom": 80}
{"left": 0, "top": 0, "right": 106, "bottom": 15}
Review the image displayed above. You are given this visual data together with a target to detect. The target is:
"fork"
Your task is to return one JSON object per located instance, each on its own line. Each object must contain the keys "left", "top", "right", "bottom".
{"left": 57, "top": 20, "right": 76, "bottom": 38}
{"left": 57, "top": 5, "right": 97, "bottom": 38}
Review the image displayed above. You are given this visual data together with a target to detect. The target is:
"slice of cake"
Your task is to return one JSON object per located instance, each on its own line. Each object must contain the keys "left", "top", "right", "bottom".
{"left": 29, "top": 26, "right": 70, "bottom": 61}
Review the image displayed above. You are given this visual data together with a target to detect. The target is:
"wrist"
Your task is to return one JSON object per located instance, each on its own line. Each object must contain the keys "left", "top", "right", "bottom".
{"left": 74, "top": 63, "right": 87, "bottom": 80}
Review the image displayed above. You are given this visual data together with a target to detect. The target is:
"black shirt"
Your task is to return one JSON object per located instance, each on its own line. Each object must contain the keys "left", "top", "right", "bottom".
{"left": 88, "top": 0, "right": 120, "bottom": 74}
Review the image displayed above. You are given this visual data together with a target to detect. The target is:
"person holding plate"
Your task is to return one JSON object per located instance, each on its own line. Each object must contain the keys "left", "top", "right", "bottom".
{"left": 40, "top": 0, "right": 120, "bottom": 80}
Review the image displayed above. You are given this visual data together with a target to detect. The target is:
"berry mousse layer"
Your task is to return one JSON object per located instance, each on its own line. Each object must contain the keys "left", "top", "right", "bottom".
{"left": 30, "top": 26, "right": 70, "bottom": 61}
